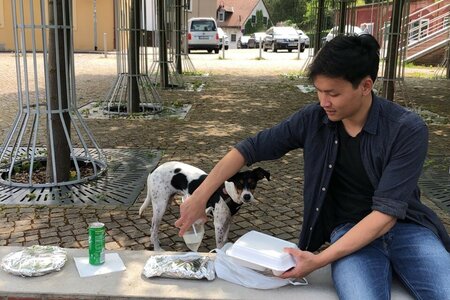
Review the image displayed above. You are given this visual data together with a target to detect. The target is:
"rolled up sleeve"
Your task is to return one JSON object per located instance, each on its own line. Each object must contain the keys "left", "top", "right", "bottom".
{"left": 370, "top": 116, "right": 428, "bottom": 219}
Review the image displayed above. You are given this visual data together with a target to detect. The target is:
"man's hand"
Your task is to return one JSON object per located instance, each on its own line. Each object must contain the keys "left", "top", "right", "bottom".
{"left": 279, "top": 248, "right": 323, "bottom": 279}
{"left": 175, "top": 195, "right": 208, "bottom": 236}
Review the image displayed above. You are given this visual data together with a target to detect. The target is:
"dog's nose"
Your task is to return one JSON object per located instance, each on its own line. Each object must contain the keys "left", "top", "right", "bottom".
{"left": 243, "top": 194, "right": 251, "bottom": 202}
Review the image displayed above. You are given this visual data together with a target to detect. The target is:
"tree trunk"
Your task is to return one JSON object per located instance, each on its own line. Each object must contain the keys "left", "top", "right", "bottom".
{"left": 47, "top": 0, "right": 71, "bottom": 183}
{"left": 175, "top": 0, "right": 182, "bottom": 74}
{"left": 314, "top": 0, "right": 326, "bottom": 55}
{"left": 157, "top": 0, "right": 169, "bottom": 88}
{"left": 128, "top": 0, "right": 141, "bottom": 113}
{"left": 383, "top": 0, "right": 405, "bottom": 101}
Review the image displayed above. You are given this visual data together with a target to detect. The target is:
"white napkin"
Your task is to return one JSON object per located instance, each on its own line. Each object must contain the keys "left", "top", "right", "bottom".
{"left": 74, "top": 253, "right": 126, "bottom": 277}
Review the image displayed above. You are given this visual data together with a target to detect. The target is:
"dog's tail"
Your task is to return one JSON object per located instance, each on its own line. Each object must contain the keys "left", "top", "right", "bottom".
{"left": 139, "top": 176, "right": 152, "bottom": 216}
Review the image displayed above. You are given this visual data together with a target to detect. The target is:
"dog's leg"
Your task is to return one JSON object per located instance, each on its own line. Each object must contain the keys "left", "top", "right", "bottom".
{"left": 213, "top": 202, "right": 232, "bottom": 249}
{"left": 139, "top": 175, "right": 153, "bottom": 216}
{"left": 150, "top": 191, "right": 171, "bottom": 252}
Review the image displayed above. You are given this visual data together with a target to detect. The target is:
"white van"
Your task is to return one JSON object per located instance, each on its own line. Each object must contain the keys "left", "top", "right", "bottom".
{"left": 187, "top": 17, "right": 219, "bottom": 54}
{"left": 324, "top": 25, "right": 364, "bottom": 43}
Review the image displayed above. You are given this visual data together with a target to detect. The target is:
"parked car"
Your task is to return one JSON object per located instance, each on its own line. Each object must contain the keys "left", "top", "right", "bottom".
{"left": 323, "top": 25, "right": 364, "bottom": 44}
{"left": 187, "top": 17, "right": 219, "bottom": 54}
{"left": 217, "top": 27, "right": 229, "bottom": 50}
{"left": 247, "top": 32, "right": 266, "bottom": 48}
{"left": 263, "top": 26, "right": 305, "bottom": 53}
{"left": 296, "top": 29, "right": 310, "bottom": 48}
{"left": 237, "top": 35, "right": 250, "bottom": 49}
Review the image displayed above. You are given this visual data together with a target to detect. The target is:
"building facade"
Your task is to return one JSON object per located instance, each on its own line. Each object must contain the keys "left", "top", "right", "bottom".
{"left": 0, "top": 0, "right": 115, "bottom": 52}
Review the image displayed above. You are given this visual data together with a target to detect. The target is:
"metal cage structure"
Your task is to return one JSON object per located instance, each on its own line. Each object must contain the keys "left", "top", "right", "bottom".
{"left": 0, "top": 0, "right": 106, "bottom": 188}
{"left": 148, "top": 0, "right": 188, "bottom": 87}
{"left": 103, "top": 0, "right": 163, "bottom": 115}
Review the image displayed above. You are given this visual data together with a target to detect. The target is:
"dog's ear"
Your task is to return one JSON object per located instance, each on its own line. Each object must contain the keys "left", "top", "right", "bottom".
{"left": 253, "top": 167, "right": 270, "bottom": 181}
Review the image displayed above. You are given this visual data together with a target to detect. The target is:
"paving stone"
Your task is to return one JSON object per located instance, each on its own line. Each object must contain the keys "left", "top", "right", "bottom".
{"left": 40, "top": 237, "right": 61, "bottom": 245}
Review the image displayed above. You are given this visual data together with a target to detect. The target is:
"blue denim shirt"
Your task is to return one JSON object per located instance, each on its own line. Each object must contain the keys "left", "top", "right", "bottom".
{"left": 235, "top": 94, "right": 450, "bottom": 252}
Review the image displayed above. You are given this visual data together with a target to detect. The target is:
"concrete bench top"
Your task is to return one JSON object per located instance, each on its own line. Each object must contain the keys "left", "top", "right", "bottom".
{"left": 0, "top": 246, "right": 413, "bottom": 299}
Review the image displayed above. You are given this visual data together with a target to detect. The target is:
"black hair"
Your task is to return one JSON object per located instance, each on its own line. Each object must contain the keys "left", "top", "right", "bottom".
{"left": 308, "top": 34, "right": 380, "bottom": 88}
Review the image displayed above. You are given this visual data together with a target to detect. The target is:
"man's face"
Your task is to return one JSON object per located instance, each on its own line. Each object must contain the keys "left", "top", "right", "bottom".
{"left": 313, "top": 75, "right": 370, "bottom": 122}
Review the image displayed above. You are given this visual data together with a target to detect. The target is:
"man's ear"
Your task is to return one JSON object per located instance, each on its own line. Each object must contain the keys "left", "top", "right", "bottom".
{"left": 253, "top": 167, "right": 270, "bottom": 181}
{"left": 361, "top": 76, "right": 373, "bottom": 96}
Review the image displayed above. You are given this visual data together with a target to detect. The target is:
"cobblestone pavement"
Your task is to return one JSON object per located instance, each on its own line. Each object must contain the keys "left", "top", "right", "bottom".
{"left": 0, "top": 50, "right": 449, "bottom": 253}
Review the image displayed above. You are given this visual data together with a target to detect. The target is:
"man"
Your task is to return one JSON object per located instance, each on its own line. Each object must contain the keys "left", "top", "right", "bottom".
{"left": 175, "top": 34, "right": 450, "bottom": 299}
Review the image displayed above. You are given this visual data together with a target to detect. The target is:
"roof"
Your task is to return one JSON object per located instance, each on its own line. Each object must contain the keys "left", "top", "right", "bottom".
{"left": 217, "top": 0, "right": 263, "bottom": 28}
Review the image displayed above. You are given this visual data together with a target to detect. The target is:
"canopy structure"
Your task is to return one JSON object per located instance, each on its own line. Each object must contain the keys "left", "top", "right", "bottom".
{"left": 0, "top": 0, "right": 106, "bottom": 188}
{"left": 102, "top": 0, "right": 163, "bottom": 116}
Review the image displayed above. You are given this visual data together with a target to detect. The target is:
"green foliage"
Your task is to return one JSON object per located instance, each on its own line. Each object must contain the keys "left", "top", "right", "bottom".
{"left": 302, "top": 0, "right": 335, "bottom": 31}
{"left": 264, "top": 0, "right": 307, "bottom": 28}
{"left": 244, "top": 10, "right": 269, "bottom": 34}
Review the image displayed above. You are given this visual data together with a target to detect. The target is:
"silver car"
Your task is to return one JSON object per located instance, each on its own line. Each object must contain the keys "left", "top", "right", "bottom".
{"left": 263, "top": 26, "right": 305, "bottom": 53}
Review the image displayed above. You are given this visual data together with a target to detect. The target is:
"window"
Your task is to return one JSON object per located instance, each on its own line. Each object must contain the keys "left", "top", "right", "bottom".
{"left": 444, "top": 17, "right": 450, "bottom": 28}
{"left": 0, "top": 0, "right": 4, "bottom": 28}
{"left": 409, "top": 19, "right": 429, "bottom": 41}
{"left": 190, "top": 20, "right": 216, "bottom": 32}
{"left": 185, "top": 0, "right": 192, "bottom": 12}
{"left": 251, "top": 15, "right": 256, "bottom": 24}
{"left": 231, "top": 34, "right": 236, "bottom": 42}
{"left": 218, "top": 10, "right": 225, "bottom": 22}
{"left": 263, "top": 17, "right": 267, "bottom": 25}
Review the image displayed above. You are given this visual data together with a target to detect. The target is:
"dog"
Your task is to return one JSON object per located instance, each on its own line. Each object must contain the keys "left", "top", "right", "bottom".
{"left": 138, "top": 161, "right": 270, "bottom": 251}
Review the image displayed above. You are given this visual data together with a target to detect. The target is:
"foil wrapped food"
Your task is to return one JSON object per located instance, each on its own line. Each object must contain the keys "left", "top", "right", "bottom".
{"left": 1, "top": 245, "right": 67, "bottom": 277}
{"left": 142, "top": 253, "right": 215, "bottom": 280}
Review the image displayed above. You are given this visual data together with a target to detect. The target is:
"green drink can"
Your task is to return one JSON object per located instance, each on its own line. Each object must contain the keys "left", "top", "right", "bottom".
{"left": 88, "top": 222, "right": 105, "bottom": 265}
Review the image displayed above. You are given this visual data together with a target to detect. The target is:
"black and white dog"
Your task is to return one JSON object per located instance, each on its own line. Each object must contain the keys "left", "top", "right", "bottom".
{"left": 138, "top": 161, "right": 270, "bottom": 251}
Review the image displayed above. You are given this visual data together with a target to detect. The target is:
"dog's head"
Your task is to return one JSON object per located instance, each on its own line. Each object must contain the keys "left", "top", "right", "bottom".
{"left": 226, "top": 167, "right": 270, "bottom": 204}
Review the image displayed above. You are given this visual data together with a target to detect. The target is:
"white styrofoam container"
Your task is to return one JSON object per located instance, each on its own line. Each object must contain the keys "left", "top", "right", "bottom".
{"left": 225, "top": 230, "right": 298, "bottom": 276}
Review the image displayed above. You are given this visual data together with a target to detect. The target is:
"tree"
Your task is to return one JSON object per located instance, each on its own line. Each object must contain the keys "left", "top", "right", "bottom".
{"left": 244, "top": 10, "right": 269, "bottom": 34}
{"left": 264, "top": 0, "right": 307, "bottom": 28}
{"left": 47, "top": 0, "right": 71, "bottom": 182}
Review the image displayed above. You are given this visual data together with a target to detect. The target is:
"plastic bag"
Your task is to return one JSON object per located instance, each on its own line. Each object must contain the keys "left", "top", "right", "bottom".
{"left": 214, "top": 246, "right": 307, "bottom": 289}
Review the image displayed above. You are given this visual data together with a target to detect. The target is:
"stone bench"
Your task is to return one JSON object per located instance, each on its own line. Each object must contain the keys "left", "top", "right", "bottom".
{"left": 0, "top": 246, "right": 413, "bottom": 299}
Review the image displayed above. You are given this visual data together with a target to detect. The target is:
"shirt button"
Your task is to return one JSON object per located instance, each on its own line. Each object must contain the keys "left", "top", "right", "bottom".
{"left": 328, "top": 164, "right": 333, "bottom": 169}
{"left": 309, "top": 227, "right": 313, "bottom": 231}
{"left": 321, "top": 187, "right": 326, "bottom": 191}
{"left": 316, "top": 207, "right": 319, "bottom": 211}
{"left": 334, "top": 140, "right": 338, "bottom": 144}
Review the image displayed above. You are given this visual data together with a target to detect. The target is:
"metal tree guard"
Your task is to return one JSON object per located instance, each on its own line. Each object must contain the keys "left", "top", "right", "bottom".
{"left": 176, "top": 0, "right": 196, "bottom": 74}
{"left": 0, "top": 0, "right": 106, "bottom": 188}
{"left": 148, "top": 0, "right": 186, "bottom": 87}
{"left": 103, "top": 0, "right": 163, "bottom": 115}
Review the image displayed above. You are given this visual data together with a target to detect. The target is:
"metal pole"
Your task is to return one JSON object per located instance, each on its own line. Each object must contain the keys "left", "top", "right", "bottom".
{"left": 175, "top": 0, "right": 182, "bottom": 73}
{"left": 158, "top": 0, "right": 169, "bottom": 88}
{"left": 94, "top": 0, "right": 98, "bottom": 51}
{"left": 222, "top": 39, "right": 225, "bottom": 59}
{"left": 315, "top": 0, "right": 325, "bottom": 55}
{"left": 338, "top": 0, "right": 347, "bottom": 35}
{"left": 103, "top": 33, "right": 107, "bottom": 58}
{"left": 259, "top": 37, "right": 262, "bottom": 59}
{"left": 297, "top": 34, "right": 301, "bottom": 60}
{"left": 383, "top": 0, "right": 405, "bottom": 101}
{"left": 446, "top": 40, "right": 450, "bottom": 79}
